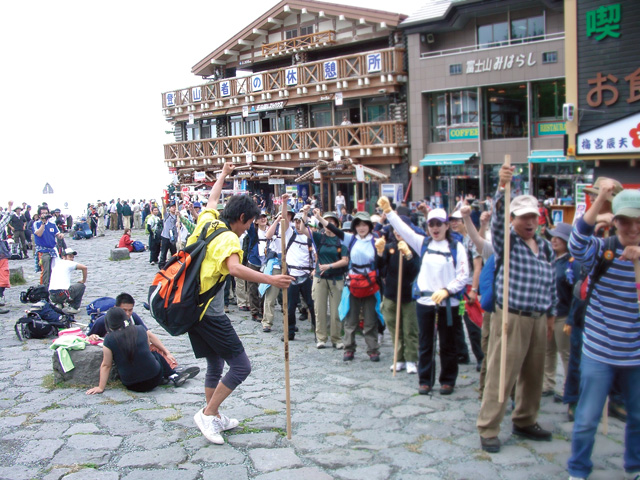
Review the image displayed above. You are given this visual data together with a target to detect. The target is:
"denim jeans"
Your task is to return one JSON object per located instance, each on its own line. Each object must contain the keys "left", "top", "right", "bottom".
{"left": 568, "top": 355, "right": 640, "bottom": 477}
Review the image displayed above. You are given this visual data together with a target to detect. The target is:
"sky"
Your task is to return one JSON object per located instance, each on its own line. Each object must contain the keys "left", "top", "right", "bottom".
{"left": 0, "top": 0, "right": 420, "bottom": 217}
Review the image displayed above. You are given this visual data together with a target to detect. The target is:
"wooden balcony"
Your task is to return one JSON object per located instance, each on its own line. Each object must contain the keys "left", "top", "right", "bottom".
{"left": 164, "top": 121, "right": 408, "bottom": 173}
{"left": 162, "top": 47, "right": 406, "bottom": 117}
{"left": 262, "top": 30, "right": 337, "bottom": 57}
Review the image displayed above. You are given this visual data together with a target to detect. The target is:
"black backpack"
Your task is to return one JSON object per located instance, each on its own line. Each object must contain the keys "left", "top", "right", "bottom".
{"left": 15, "top": 311, "right": 73, "bottom": 341}
{"left": 20, "top": 285, "right": 50, "bottom": 304}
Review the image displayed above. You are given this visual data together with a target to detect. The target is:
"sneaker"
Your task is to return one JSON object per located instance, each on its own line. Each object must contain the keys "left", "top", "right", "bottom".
{"left": 406, "top": 362, "right": 418, "bottom": 374}
{"left": 480, "top": 436, "right": 501, "bottom": 453}
{"left": 389, "top": 362, "right": 406, "bottom": 372}
{"left": 369, "top": 353, "right": 380, "bottom": 362}
{"left": 170, "top": 366, "right": 200, "bottom": 387}
{"left": 251, "top": 314, "right": 262, "bottom": 322}
{"left": 343, "top": 351, "right": 354, "bottom": 361}
{"left": 63, "top": 306, "right": 80, "bottom": 315}
{"left": 262, "top": 326, "right": 271, "bottom": 333}
{"left": 316, "top": 341, "right": 327, "bottom": 349}
{"left": 334, "top": 342, "right": 345, "bottom": 350}
{"left": 512, "top": 422, "right": 552, "bottom": 441}
{"left": 193, "top": 409, "right": 238, "bottom": 445}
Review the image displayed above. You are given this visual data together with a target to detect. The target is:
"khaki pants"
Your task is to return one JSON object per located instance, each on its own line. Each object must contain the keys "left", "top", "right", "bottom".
{"left": 479, "top": 310, "right": 492, "bottom": 397}
{"left": 262, "top": 267, "right": 281, "bottom": 328}
{"left": 543, "top": 315, "right": 570, "bottom": 393}
{"left": 312, "top": 276, "right": 343, "bottom": 345}
{"left": 477, "top": 307, "right": 547, "bottom": 438}
{"left": 123, "top": 216, "right": 131, "bottom": 229}
{"left": 236, "top": 278, "right": 249, "bottom": 308}
{"left": 97, "top": 217, "right": 105, "bottom": 236}
{"left": 381, "top": 298, "right": 419, "bottom": 363}
{"left": 344, "top": 294, "right": 378, "bottom": 355}
{"left": 110, "top": 213, "right": 118, "bottom": 230}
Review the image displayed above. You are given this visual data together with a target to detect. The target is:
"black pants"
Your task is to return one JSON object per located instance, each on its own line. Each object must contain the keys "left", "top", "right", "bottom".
{"left": 158, "top": 237, "right": 176, "bottom": 269}
{"left": 417, "top": 303, "right": 461, "bottom": 388}
{"left": 455, "top": 312, "right": 484, "bottom": 363}
{"left": 126, "top": 352, "right": 175, "bottom": 392}
{"left": 287, "top": 276, "right": 315, "bottom": 336}
{"left": 149, "top": 234, "right": 161, "bottom": 263}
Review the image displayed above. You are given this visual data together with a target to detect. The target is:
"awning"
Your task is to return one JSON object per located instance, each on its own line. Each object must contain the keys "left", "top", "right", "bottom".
{"left": 528, "top": 150, "right": 578, "bottom": 164}
{"left": 420, "top": 152, "right": 477, "bottom": 167}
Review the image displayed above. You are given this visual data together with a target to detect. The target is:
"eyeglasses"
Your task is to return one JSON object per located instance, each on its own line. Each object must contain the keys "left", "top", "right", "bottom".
{"left": 428, "top": 220, "right": 444, "bottom": 227}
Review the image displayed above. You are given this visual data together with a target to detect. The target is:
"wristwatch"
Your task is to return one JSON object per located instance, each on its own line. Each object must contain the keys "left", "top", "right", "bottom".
{"left": 471, "top": 288, "right": 478, "bottom": 293}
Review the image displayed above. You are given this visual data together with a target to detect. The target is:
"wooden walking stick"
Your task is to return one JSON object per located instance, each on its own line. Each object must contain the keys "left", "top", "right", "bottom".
{"left": 392, "top": 251, "right": 404, "bottom": 378}
{"left": 280, "top": 203, "right": 292, "bottom": 440}
{"left": 498, "top": 154, "right": 511, "bottom": 404}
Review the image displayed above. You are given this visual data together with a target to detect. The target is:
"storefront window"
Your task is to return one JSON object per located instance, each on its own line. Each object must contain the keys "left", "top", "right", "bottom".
{"left": 511, "top": 15, "right": 544, "bottom": 42}
{"left": 534, "top": 81, "right": 565, "bottom": 119}
{"left": 310, "top": 104, "right": 332, "bottom": 127}
{"left": 484, "top": 84, "right": 528, "bottom": 139}
{"left": 478, "top": 22, "right": 508, "bottom": 48}
{"left": 429, "top": 91, "right": 478, "bottom": 142}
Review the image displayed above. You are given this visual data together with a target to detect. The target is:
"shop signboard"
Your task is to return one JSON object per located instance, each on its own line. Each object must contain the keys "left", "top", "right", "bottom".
{"left": 575, "top": 183, "right": 591, "bottom": 204}
{"left": 577, "top": 0, "right": 640, "bottom": 136}
{"left": 448, "top": 127, "right": 478, "bottom": 140}
{"left": 537, "top": 122, "right": 566, "bottom": 136}
{"left": 381, "top": 184, "right": 404, "bottom": 205}
{"left": 576, "top": 111, "right": 640, "bottom": 154}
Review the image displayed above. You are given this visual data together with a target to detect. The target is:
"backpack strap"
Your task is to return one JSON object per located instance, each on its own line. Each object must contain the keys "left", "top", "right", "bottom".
{"left": 195, "top": 223, "right": 231, "bottom": 309}
{"left": 584, "top": 235, "right": 617, "bottom": 305}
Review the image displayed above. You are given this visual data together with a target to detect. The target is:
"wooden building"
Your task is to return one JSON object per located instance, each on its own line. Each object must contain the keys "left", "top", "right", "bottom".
{"left": 161, "top": 0, "right": 409, "bottom": 212}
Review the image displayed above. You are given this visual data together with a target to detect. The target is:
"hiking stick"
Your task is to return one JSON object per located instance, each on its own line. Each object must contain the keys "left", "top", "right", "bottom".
{"left": 499, "top": 154, "right": 511, "bottom": 404}
{"left": 280, "top": 212, "right": 292, "bottom": 440}
{"left": 634, "top": 260, "right": 640, "bottom": 303}
{"left": 392, "top": 252, "right": 403, "bottom": 378}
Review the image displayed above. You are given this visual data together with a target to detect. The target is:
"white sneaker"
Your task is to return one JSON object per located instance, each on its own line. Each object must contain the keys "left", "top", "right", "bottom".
{"left": 316, "top": 341, "right": 327, "bottom": 349}
{"left": 194, "top": 409, "right": 238, "bottom": 444}
{"left": 334, "top": 342, "right": 345, "bottom": 350}
{"left": 406, "top": 362, "right": 418, "bottom": 374}
{"left": 390, "top": 362, "right": 406, "bottom": 372}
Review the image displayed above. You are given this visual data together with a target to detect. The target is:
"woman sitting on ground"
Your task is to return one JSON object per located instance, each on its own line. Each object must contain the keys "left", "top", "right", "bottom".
{"left": 86, "top": 307, "right": 199, "bottom": 394}
{"left": 118, "top": 228, "right": 134, "bottom": 252}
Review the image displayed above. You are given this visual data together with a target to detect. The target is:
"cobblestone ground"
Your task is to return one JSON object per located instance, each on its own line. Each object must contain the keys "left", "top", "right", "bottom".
{"left": 0, "top": 230, "right": 627, "bottom": 480}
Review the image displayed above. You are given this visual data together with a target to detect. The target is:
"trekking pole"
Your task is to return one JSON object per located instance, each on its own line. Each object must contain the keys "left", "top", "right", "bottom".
{"left": 392, "top": 252, "right": 403, "bottom": 378}
{"left": 280, "top": 207, "right": 292, "bottom": 440}
{"left": 499, "top": 154, "right": 511, "bottom": 404}
{"left": 634, "top": 260, "right": 640, "bottom": 303}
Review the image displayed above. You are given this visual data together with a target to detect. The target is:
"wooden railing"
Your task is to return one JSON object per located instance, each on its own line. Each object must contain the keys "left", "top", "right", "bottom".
{"left": 162, "top": 47, "right": 405, "bottom": 109}
{"left": 262, "top": 30, "right": 336, "bottom": 56}
{"left": 164, "top": 121, "right": 408, "bottom": 164}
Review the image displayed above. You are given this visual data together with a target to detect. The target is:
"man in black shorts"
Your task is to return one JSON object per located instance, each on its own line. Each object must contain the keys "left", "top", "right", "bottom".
{"left": 189, "top": 163, "right": 294, "bottom": 445}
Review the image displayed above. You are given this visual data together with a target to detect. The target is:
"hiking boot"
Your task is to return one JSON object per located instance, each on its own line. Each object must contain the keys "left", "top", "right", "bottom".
{"left": 262, "top": 326, "right": 271, "bottom": 333}
{"left": 480, "top": 436, "right": 501, "bottom": 453}
{"left": 390, "top": 362, "right": 406, "bottom": 372}
{"left": 343, "top": 351, "right": 354, "bottom": 361}
{"left": 251, "top": 314, "right": 262, "bottom": 322}
{"left": 316, "top": 341, "right": 327, "bottom": 349}
{"left": 193, "top": 409, "right": 238, "bottom": 445}
{"left": 440, "top": 384, "right": 454, "bottom": 395}
{"left": 170, "top": 367, "right": 200, "bottom": 387}
{"left": 298, "top": 308, "right": 308, "bottom": 320}
{"left": 418, "top": 385, "right": 431, "bottom": 395}
{"left": 406, "top": 362, "right": 418, "bottom": 374}
{"left": 281, "top": 333, "right": 295, "bottom": 341}
{"left": 609, "top": 402, "right": 627, "bottom": 422}
{"left": 512, "top": 422, "right": 552, "bottom": 441}
{"left": 63, "top": 306, "right": 80, "bottom": 315}
{"left": 369, "top": 353, "right": 380, "bottom": 362}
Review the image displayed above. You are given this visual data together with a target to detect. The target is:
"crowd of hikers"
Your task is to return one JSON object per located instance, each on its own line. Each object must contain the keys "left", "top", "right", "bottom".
{"left": 1, "top": 161, "right": 639, "bottom": 479}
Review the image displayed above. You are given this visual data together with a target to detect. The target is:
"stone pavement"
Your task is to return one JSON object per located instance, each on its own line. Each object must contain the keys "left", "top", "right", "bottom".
{"left": 0, "top": 230, "right": 627, "bottom": 480}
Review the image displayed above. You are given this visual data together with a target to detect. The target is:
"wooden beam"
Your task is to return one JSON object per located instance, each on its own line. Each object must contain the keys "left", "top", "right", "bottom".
{"left": 253, "top": 28, "right": 268, "bottom": 35}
